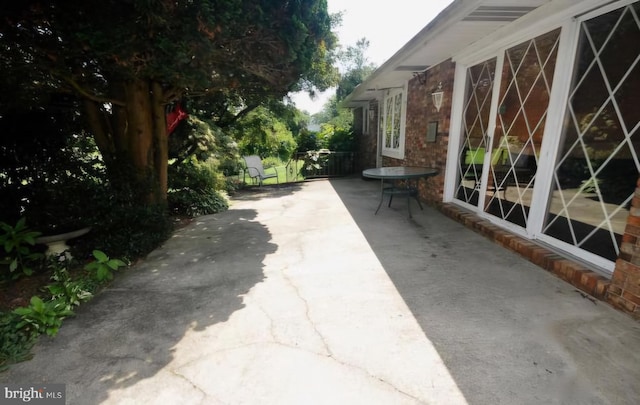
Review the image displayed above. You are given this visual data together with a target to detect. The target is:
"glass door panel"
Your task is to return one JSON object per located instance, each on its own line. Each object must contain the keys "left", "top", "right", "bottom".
{"left": 543, "top": 3, "right": 640, "bottom": 262}
{"left": 455, "top": 58, "right": 497, "bottom": 206}
{"left": 484, "top": 29, "right": 561, "bottom": 228}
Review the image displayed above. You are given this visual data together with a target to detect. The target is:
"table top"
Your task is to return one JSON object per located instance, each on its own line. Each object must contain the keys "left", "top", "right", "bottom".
{"left": 362, "top": 166, "right": 439, "bottom": 180}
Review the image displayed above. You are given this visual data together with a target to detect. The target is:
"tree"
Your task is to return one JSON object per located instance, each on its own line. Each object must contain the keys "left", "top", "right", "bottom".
{"left": 233, "top": 107, "right": 297, "bottom": 162}
{"left": 0, "top": 0, "right": 339, "bottom": 205}
{"left": 336, "top": 38, "right": 377, "bottom": 102}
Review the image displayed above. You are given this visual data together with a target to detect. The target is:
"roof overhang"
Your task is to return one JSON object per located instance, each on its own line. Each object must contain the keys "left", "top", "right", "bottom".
{"left": 343, "top": 0, "right": 552, "bottom": 107}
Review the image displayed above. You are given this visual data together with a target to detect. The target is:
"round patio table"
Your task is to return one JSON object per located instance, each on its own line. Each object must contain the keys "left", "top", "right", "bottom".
{"left": 362, "top": 166, "right": 439, "bottom": 218}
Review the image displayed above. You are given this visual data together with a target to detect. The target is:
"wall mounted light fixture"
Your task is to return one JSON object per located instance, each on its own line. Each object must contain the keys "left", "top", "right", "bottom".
{"left": 413, "top": 71, "right": 427, "bottom": 85}
{"left": 432, "top": 82, "right": 444, "bottom": 112}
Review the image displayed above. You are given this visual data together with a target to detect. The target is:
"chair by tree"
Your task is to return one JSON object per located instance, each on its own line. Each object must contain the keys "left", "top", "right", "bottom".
{"left": 242, "top": 155, "right": 279, "bottom": 186}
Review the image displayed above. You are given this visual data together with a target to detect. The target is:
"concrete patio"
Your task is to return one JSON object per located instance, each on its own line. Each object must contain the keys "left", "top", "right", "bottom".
{"left": 1, "top": 177, "right": 639, "bottom": 404}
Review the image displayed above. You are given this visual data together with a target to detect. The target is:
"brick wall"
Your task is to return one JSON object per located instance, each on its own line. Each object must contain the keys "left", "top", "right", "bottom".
{"left": 608, "top": 177, "right": 640, "bottom": 319}
{"left": 355, "top": 101, "right": 378, "bottom": 172}
{"left": 383, "top": 59, "right": 456, "bottom": 204}
{"left": 364, "top": 58, "right": 640, "bottom": 320}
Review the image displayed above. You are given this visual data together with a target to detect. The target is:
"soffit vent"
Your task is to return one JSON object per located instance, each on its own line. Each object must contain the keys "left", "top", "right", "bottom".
{"left": 463, "top": 6, "right": 538, "bottom": 22}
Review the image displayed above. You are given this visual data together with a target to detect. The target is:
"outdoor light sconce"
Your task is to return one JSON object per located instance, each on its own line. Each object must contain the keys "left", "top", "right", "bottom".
{"left": 432, "top": 82, "right": 444, "bottom": 112}
{"left": 413, "top": 71, "right": 427, "bottom": 85}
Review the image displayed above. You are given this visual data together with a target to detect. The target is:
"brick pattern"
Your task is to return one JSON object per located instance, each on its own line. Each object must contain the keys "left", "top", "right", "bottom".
{"left": 439, "top": 203, "right": 612, "bottom": 303}
{"left": 607, "top": 179, "right": 640, "bottom": 319}
{"left": 353, "top": 57, "right": 640, "bottom": 320}
{"left": 355, "top": 101, "right": 378, "bottom": 172}
{"left": 383, "top": 59, "right": 456, "bottom": 204}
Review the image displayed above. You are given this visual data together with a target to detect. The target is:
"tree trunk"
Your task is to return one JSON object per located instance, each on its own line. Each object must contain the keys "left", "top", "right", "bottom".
{"left": 84, "top": 79, "right": 170, "bottom": 207}
{"left": 151, "top": 81, "right": 168, "bottom": 203}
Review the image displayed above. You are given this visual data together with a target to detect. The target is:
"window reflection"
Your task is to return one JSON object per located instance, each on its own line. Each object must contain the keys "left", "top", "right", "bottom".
{"left": 544, "top": 4, "right": 640, "bottom": 261}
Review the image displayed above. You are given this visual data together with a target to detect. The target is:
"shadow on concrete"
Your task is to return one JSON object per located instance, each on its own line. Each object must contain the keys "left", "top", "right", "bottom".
{"left": 232, "top": 182, "right": 305, "bottom": 202}
{"left": 0, "top": 209, "right": 275, "bottom": 404}
{"left": 328, "top": 176, "right": 640, "bottom": 405}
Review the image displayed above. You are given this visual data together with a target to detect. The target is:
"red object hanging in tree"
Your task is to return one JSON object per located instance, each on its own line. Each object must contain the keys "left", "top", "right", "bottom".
{"left": 166, "top": 103, "right": 188, "bottom": 135}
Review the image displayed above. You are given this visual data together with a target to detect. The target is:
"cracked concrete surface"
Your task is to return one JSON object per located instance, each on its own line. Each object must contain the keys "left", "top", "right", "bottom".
{"left": 2, "top": 178, "right": 639, "bottom": 404}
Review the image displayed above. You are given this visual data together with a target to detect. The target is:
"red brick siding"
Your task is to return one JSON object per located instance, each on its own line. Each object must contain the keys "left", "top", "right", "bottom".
{"left": 383, "top": 59, "right": 456, "bottom": 205}
{"left": 355, "top": 102, "right": 378, "bottom": 172}
{"left": 607, "top": 178, "right": 640, "bottom": 319}
{"left": 365, "top": 58, "right": 639, "bottom": 319}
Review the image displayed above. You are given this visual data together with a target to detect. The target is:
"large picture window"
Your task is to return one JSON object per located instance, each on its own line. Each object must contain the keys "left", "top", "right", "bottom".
{"left": 451, "top": 1, "right": 639, "bottom": 270}
{"left": 382, "top": 88, "right": 405, "bottom": 158}
{"left": 543, "top": 2, "right": 640, "bottom": 261}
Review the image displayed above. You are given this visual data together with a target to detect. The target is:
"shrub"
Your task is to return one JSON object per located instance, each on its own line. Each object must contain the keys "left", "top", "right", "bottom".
{"left": 13, "top": 296, "right": 73, "bottom": 337}
{"left": 168, "top": 158, "right": 229, "bottom": 217}
{"left": 0, "top": 312, "right": 37, "bottom": 371}
{"left": 84, "top": 250, "right": 126, "bottom": 282}
{"left": 295, "top": 129, "right": 320, "bottom": 153}
{"left": 75, "top": 203, "right": 173, "bottom": 262}
{"left": 262, "top": 156, "right": 285, "bottom": 169}
{"left": 46, "top": 258, "right": 93, "bottom": 307}
{"left": 327, "top": 128, "right": 355, "bottom": 152}
{"left": 0, "top": 219, "right": 43, "bottom": 280}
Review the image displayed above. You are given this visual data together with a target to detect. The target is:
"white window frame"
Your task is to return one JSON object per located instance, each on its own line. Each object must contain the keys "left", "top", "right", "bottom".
{"left": 445, "top": 0, "right": 637, "bottom": 273}
{"left": 381, "top": 87, "right": 407, "bottom": 159}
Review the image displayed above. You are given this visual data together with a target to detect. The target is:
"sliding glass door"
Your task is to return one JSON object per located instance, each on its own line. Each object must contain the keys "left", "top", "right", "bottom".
{"left": 453, "top": 1, "right": 640, "bottom": 268}
{"left": 542, "top": 3, "right": 640, "bottom": 262}
{"left": 455, "top": 58, "right": 496, "bottom": 206}
{"left": 484, "top": 29, "right": 561, "bottom": 227}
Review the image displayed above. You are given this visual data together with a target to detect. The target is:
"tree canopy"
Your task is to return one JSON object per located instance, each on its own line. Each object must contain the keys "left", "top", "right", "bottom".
{"left": 335, "top": 38, "right": 377, "bottom": 102}
{"left": 0, "top": 0, "right": 339, "bottom": 204}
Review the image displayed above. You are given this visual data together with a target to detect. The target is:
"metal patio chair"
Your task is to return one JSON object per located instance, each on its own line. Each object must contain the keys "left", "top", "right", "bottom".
{"left": 242, "top": 155, "right": 279, "bottom": 186}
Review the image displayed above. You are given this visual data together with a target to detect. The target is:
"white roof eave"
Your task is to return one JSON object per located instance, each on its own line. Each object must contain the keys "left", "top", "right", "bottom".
{"left": 342, "top": 0, "right": 554, "bottom": 108}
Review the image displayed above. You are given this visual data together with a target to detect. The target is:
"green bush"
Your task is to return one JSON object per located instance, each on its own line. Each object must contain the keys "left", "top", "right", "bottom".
{"left": 13, "top": 296, "right": 73, "bottom": 337}
{"left": 0, "top": 312, "right": 37, "bottom": 371}
{"left": 0, "top": 219, "right": 43, "bottom": 280}
{"left": 84, "top": 250, "right": 126, "bottom": 282}
{"left": 295, "top": 129, "right": 320, "bottom": 153}
{"left": 75, "top": 203, "right": 173, "bottom": 262}
{"left": 46, "top": 259, "right": 93, "bottom": 307}
{"left": 168, "top": 159, "right": 229, "bottom": 217}
{"left": 168, "top": 188, "right": 229, "bottom": 217}
{"left": 327, "top": 128, "right": 355, "bottom": 152}
{"left": 262, "top": 156, "right": 285, "bottom": 169}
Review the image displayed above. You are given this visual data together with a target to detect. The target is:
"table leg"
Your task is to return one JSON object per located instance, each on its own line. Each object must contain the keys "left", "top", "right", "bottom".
{"left": 375, "top": 179, "right": 384, "bottom": 215}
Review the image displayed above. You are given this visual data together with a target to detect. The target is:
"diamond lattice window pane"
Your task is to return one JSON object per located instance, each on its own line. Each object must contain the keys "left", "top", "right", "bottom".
{"left": 543, "top": 3, "right": 640, "bottom": 261}
{"left": 455, "top": 58, "right": 496, "bottom": 205}
{"left": 484, "top": 29, "right": 560, "bottom": 227}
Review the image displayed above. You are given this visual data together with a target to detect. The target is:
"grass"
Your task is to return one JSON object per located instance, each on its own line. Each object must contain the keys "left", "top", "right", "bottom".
{"left": 240, "top": 161, "right": 305, "bottom": 186}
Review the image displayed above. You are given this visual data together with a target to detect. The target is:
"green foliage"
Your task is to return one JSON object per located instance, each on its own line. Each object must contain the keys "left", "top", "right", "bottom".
{"left": 169, "top": 115, "right": 240, "bottom": 165}
{"left": 84, "top": 250, "right": 126, "bottom": 282}
{"left": 315, "top": 121, "right": 355, "bottom": 152}
{"left": 336, "top": 38, "right": 378, "bottom": 102}
{"left": 327, "top": 128, "right": 355, "bottom": 152}
{"left": 0, "top": 312, "right": 37, "bottom": 371}
{"left": 234, "top": 107, "right": 298, "bottom": 161}
{"left": 46, "top": 260, "right": 93, "bottom": 308}
{"left": 168, "top": 159, "right": 230, "bottom": 217}
{"left": 1, "top": 0, "right": 340, "bottom": 207}
{"left": 295, "top": 129, "right": 321, "bottom": 153}
{"left": 0, "top": 108, "right": 104, "bottom": 234}
{"left": 300, "top": 150, "right": 329, "bottom": 176}
{"left": 1, "top": 249, "right": 127, "bottom": 370}
{"left": 262, "top": 156, "right": 286, "bottom": 170}
{"left": 0, "top": 219, "right": 43, "bottom": 280}
{"left": 313, "top": 96, "right": 354, "bottom": 129}
{"left": 169, "top": 189, "right": 229, "bottom": 218}
{"left": 13, "top": 296, "right": 73, "bottom": 337}
{"left": 78, "top": 203, "right": 173, "bottom": 262}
